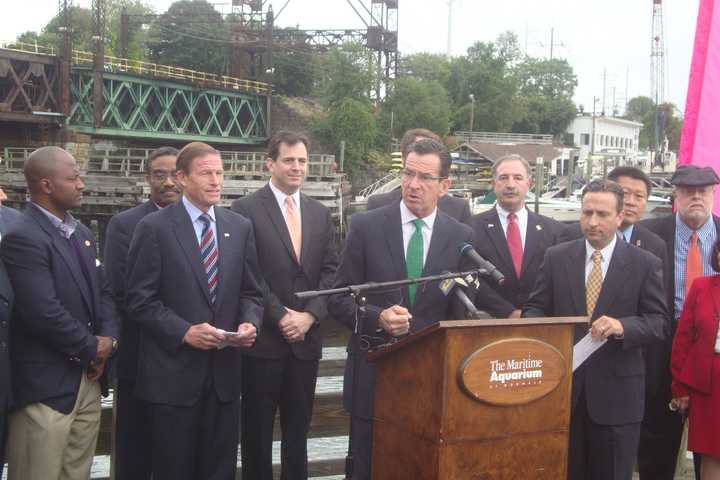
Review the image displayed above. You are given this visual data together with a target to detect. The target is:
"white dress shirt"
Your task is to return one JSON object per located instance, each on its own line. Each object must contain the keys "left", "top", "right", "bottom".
{"left": 182, "top": 196, "right": 217, "bottom": 246}
{"left": 268, "top": 180, "right": 302, "bottom": 225}
{"left": 584, "top": 235, "right": 617, "bottom": 283}
{"left": 496, "top": 204, "right": 528, "bottom": 249}
{"left": 400, "top": 201, "right": 436, "bottom": 266}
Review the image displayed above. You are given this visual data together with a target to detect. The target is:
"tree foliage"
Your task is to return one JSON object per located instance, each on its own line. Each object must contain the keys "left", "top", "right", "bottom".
{"left": 146, "top": 0, "right": 228, "bottom": 74}
{"left": 624, "top": 96, "right": 683, "bottom": 150}
{"left": 381, "top": 78, "right": 451, "bottom": 137}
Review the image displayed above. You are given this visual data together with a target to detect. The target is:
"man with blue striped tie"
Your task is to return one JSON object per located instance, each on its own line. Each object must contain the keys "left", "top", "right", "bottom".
{"left": 126, "top": 142, "right": 264, "bottom": 480}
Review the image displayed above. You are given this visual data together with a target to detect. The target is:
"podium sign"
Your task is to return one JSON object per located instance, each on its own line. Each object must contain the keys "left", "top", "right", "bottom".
{"left": 368, "top": 317, "right": 586, "bottom": 480}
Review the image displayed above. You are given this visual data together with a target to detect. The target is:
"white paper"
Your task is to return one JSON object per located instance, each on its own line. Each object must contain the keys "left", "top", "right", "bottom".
{"left": 572, "top": 333, "right": 607, "bottom": 372}
{"left": 216, "top": 329, "right": 239, "bottom": 350}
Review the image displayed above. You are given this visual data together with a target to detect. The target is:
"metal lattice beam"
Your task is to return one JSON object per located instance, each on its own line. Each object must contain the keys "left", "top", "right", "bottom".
{"left": 0, "top": 51, "right": 59, "bottom": 117}
{"left": 69, "top": 69, "right": 267, "bottom": 144}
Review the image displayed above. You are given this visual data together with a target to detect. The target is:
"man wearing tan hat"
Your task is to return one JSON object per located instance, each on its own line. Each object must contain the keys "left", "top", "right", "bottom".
{"left": 640, "top": 164, "right": 720, "bottom": 480}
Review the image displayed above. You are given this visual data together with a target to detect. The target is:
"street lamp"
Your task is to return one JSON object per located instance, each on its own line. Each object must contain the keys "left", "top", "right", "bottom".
{"left": 469, "top": 93, "right": 475, "bottom": 132}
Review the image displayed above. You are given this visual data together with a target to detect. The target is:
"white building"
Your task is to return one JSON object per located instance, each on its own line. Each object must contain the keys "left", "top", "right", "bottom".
{"left": 565, "top": 115, "right": 644, "bottom": 176}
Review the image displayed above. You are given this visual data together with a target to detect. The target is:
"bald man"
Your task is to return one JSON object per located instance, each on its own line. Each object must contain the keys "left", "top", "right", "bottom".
{"left": 0, "top": 147, "right": 119, "bottom": 480}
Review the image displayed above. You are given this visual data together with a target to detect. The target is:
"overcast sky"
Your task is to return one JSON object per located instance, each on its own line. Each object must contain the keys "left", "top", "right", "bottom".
{"left": 3, "top": 0, "right": 700, "bottom": 116}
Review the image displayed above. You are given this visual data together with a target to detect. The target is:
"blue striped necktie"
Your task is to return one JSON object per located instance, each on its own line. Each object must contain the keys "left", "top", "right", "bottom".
{"left": 199, "top": 213, "right": 219, "bottom": 303}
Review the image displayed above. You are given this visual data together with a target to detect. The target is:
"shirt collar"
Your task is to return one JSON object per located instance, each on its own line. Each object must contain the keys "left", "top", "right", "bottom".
{"left": 31, "top": 202, "right": 78, "bottom": 239}
{"left": 621, "top": 224, "right": 634, "bottom": 242}
{"left": 495, "top": 204, "right": 528, "bottom": 223}
{"left": 676, "top": 212, "right": 715, "bottom": 243}
{"left": 182, "top": 196, "right": 215, "bottom": 224}
{"left": 268, "top": 180, "right": 301, "bottom": 208}
{"left": 400, "top": 200, "right": 437, "bottom": 230}
{"left": 585, "top": 234, "right": 618, "bottom": 264}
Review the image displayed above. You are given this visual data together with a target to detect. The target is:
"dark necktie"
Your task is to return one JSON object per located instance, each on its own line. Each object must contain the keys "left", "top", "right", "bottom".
{"left": 198, "top": 214, "right": 219, "bottom": 304}
{"left": 506, "top": 213, "right": 523, "bottom": 278}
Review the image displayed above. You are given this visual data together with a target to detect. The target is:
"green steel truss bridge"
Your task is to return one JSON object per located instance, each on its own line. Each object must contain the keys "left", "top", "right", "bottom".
{"left": 0, "top": 43, "right": 271, "bottom": 145}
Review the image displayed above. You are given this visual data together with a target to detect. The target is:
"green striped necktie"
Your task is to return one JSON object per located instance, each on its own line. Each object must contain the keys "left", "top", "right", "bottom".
{"left": 406, "top": 218, "right": 424, "bottom": 306}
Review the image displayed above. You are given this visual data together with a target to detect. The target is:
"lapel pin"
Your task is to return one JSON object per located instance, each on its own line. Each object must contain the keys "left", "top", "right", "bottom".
{"left": 488, "top": 223, "right": 495, "bottom": 228}
{"left": 84, "top": 240, "right": 91, "bottom": 247}
{"left": 95, "top": 259, "right": 102, "bottom": 267}
{"left": 224, "top": 233, "right": 230, "bottom": 238}
{"left": 536, "top": 225, "right": 542, "bottom": 231}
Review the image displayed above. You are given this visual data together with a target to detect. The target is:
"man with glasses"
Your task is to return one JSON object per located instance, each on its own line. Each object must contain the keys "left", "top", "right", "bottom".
{"left": 640, "top": 165, "right": 720, "bottom": 480}
{"left": 104, "top": 146, "right": 180, "bottom": 480}
{"left": 329, "top": 138, "right": 478, "bottom": 480}
{"left": 366, "top": 128, "right": 471, "bottom": 223}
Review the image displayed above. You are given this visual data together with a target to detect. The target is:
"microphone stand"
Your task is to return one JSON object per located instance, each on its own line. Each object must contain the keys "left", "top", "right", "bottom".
{"left": 295, "top": 269, "right": 481, "bottom": 480}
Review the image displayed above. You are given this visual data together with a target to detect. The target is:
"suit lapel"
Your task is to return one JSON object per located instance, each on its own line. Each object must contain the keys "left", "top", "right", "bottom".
{"left": 592, "top": 238, "right": 630, "bottom": 318}
{"left": 171, "top": 202, "right": 212, "bottom": 306}
{"left": 74, "top": 227, "right": 100, "bottom": 315}
{"left": 27, "top": 205, "right": 94, "bottom": 315}
{"left": 260, "top": 185, "right": 298, "bottom": 264}
{"left": 522, "top": 211, "right": 542, "bottom": 276}
{"left": 564, "top": 239, "right": 587, "bottom": 315}
{"left": 382, "top": 205, "right": 408, "bottom": 305}
{"left": 484, "top": 209, "right": 515, "bottom": 277}
{"left": 299, "top": 193, "right": 312, "bottom": 265}
{"left": 422, "top": 212, "right": 451, "bottom": 278}
{"left": 213, "top": 208, "right": 233, "bottom": 310}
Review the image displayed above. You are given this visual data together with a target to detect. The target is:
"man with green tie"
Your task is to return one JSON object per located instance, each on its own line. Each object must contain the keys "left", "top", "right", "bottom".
{"left": 328, "top": 138, "right": 479, "bottom": 479}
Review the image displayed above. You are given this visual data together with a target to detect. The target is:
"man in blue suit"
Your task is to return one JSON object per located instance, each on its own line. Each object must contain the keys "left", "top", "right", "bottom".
{"left": 126, "top": 142, "right": 264, "bottom": 479}
{"left": 0, "top": 187, "right": 21, "bottom": 237}
{"left": 1, "top": 146, "right": 119, "bottom": 480}
{"left": 0, "top": 260, "right": 14, "bottom": 479}
{"left": 104, "top": 146, "right": 180, "bottom": 480}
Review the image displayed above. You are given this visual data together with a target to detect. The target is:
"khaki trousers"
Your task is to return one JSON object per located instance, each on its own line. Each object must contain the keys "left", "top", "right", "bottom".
{"left": 6, "top": 374, "right": 101, "bottom": 480}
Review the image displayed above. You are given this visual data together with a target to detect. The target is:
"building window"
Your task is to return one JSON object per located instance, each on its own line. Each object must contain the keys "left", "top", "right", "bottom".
{"left": 581, "top": 133, "right": 590, "bottom": 145}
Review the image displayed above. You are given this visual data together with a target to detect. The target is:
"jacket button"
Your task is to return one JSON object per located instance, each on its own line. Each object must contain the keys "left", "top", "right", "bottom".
{"left": 2, "top": 301, "right": 7, "bottom": 307}
{"left": 0, "top": 321, "right": 6, "bottom": 328}
{"left": 0, "top": 341, "right": 6, "bottom": 349}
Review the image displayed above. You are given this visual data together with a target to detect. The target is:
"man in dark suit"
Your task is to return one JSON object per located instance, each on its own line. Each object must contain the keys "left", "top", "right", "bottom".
{"left": 366, "top": 128, "right": 471, "bottom": 223}
{"left": 1, "top": 146, "right": 119, "bottom": 479}
{"left": 640, "top": 165, "right": 720, "bottom": 480}
{"left": 524, "top": 179, "right": 667, "bottom": 480}
{"left": 329, "top": 138, "right": 477, "bottom": 480}
{"left": 104, "top": 146, "right": 180, "bottom": 480}
{"left": 468, "top": 154, "right": 567, "bottom": 318}
{"left": 126, "top": 142, "right": 264, "bottom": 480}
{"left": 231, "top": 131, "right": 338, "bottom": 480}
{"left": 0, "top": 261, "right": 13, "bottom": 479}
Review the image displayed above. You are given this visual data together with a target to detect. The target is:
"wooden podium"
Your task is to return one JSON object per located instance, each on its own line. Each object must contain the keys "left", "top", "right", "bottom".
{"left": 368, "top": 317, "right": 586, "bottom": 480}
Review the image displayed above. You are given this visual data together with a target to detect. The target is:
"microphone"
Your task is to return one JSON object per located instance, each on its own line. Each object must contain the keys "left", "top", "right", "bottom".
{"left": 439, "top": 275, "right": 482, "bottom": 319}
{"left": 459, "top": 243, "right": 506, "bottom": 286}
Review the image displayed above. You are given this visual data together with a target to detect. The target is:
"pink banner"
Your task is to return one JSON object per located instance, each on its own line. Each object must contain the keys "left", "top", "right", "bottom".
{"left": 679, "top": 0, "right": 720, "bottom": 213}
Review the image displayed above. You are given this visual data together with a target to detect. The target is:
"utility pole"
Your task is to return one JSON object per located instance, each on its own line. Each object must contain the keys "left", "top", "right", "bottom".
{"left": 469, "top": 93, "right": 475, "bottom": 132}
{"left": 588, "top": 96, "right": 598, "bottom": 179}
{"left": 92, "top": 0, "right": 106, "bottom": 129}
{"left": 539, "top": 27, "right": 564, "bottom": 60}
{"left": 601, "top": 68, "right": 607, "bottom": 116}
{"left": 446, "top": 0, "right": 454, "bottom": 56}
{"left": 58, "top": 0, "right": 73, "bottom": 118}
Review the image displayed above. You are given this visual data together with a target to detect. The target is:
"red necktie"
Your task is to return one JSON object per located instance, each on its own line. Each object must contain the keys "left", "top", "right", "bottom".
{"left": 507, "top": 212, "right": 523, "bottom": 278}
{"left": 686, "top": 231, "right": 702, "bottom": 294}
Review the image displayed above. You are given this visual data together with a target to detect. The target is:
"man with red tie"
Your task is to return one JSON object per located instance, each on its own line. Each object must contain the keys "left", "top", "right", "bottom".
{"left": 640, "top": 164, "right": 720, "bottom": 480}
{"left": 468, "top": 154, "right": 568, "bottom": 318}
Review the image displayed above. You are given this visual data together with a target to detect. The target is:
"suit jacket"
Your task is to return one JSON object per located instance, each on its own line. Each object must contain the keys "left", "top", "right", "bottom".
{"left": 523, "top": 238, "right": 667, "bottom": 425}
{"left": 328, "top": 203, "right": 475, "bottom": 419}
{"left": 126, "top": 201, "right": 264, "bottom": 407}
{"left": 104, "top": 200, "right": 159, "bottom": 381}
{"left": 468, "top": 207, "right": 568, "bottom": 316}
{"left": 565, "top": 222, "right": 667, "bottom": 266}
{"left": 670, "top": 275, "right": 720, "bottom": 397}
{"left": 0, "top": 205, "right": 21, "bottom": 236}
{"left": 641, "top": 214, "right": 720, "bottom": 320}
{"left": 231, "top": 185, "right": 338, "bottom": 360}
{"left": 0, "top": 261, "right": 14, "bottom": 414}
{"left": 367, "top": 188, "right": 472, "bottom": 224}
{"left": 0, "top": 203, "right": 118, "bottom": 411}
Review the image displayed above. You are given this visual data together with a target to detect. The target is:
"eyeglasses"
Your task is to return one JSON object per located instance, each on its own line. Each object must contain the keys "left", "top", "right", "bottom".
{"left": 149, "top": 170, "right": 177, "bottom": 181}
{"left": 400, "top": 168, "right": 446, "bottom": 184}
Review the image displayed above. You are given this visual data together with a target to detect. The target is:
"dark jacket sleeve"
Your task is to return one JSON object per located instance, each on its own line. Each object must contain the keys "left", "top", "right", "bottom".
{"left": 522, "top": 249, "right": 554, "bottom": 318}
{"left": 302, "top": 207, "right": 339, "bottom": 322}
{"left": 0, "top": 228, "right": 98, "bottom": 366}
{"left": 617, "top": 253, "right": 667, "bottom": 350}
{"left": 97, "top": 262, "right": 120, "bottom": 339}
{"left": 126, "top": 219, "right": 192, "bottom": 352}
{"left": 103, "top": 214, "right": 130, "bottom": 315}
{"left": 236, "top": 221, "right": 264, "bottom": 330}
{"left": 327, "top": 215, "right": 384, "bottom": 334}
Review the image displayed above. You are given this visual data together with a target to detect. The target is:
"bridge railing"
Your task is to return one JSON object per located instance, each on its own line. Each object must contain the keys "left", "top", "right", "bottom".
{"left": 2, "top": 41, "right": 272, "bottom": 95}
